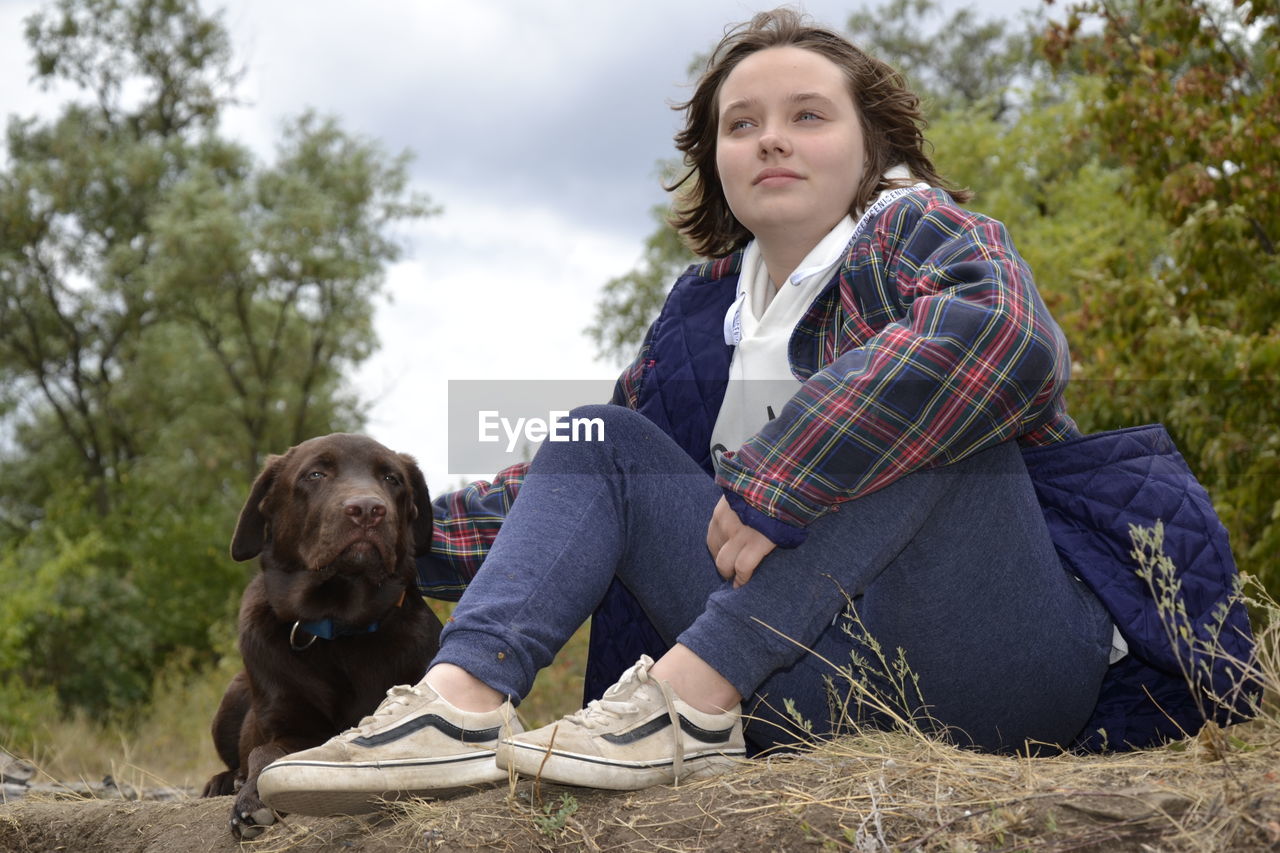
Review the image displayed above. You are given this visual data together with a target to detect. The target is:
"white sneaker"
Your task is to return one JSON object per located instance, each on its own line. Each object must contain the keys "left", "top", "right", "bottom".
{"left": 496, "top": 655, "right": 745, "bottom": 790}
{"left": 258, "top": 680, "right": 521, "bottom": 815}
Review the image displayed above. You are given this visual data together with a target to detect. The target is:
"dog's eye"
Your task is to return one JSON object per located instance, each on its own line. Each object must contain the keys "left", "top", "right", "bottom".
{"left": 383, "top": 473, "right": 402, "bottom": 486}
{"left": 304, "top": 471, "right": 326, "bottom": 481}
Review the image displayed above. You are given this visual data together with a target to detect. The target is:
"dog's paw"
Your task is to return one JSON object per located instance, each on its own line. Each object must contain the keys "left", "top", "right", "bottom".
{"left": 229, "top": 803, "right": 277, "bottom": 840}
{"left": 203, "top": 768, "right": 246, "bottom": 799}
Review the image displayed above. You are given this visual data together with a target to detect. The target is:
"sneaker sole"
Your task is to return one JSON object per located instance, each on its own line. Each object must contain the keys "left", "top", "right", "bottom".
{"left": 497, "top": 739, "right": 745, "bottom": 790}
{"left": 258, "top": 752, "right": 507, "bottom": 815}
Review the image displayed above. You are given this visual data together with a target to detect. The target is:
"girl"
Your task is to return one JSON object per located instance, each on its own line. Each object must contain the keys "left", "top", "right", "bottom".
{"left": 255, "top": 8, "right": 1251, "bottom": 816}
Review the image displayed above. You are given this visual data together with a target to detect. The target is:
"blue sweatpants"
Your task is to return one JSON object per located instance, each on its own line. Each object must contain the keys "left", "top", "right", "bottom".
{"left": 433, "top": 404, "right": 1113, "bottom": 753}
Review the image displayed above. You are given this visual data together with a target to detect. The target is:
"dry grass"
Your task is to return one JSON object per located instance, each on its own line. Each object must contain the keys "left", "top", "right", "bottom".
{"left": 383, "top": 553, "right": 1280, "bottom": 852}
{"left": 5, "top": 654, "right": 237, "bottom": 794}
{"left": 2, "top": 601, "right": 593, "bottom": 795}
{"left": 383, "top": 689, "right": 1280, "bottom": 852}
{"left": 6, "top": 530, "right": 1278, "bottom": 851}
{"left": 372, "top": 715, "right": 1279, "bottom": 852}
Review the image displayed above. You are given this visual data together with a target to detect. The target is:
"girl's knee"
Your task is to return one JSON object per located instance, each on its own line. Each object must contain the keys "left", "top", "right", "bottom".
{"left": 528, "top": 404, "right": 654, "bottom": 470}
{"left": 565, "top": 404, "right": 664, "bottom": 448}
{"left": 567, "top": 403, "right": 643, "bottom": 427}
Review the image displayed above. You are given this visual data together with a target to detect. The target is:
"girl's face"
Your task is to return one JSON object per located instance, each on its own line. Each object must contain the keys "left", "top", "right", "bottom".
{"left": 715, "top": 46, "right": 865, "bottom": 249}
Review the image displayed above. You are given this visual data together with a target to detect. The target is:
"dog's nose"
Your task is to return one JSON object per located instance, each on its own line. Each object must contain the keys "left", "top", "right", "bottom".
{"left": 343, "top": 496, "right": 387, "bottom": 528}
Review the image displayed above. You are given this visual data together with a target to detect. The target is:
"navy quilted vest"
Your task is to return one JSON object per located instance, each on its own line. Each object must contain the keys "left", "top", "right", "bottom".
{"left": 584, "top": 270, "right": 1258, "bottom": 752}
{"left": 1022, "top": 426, "right": 1258, "bottom": 749}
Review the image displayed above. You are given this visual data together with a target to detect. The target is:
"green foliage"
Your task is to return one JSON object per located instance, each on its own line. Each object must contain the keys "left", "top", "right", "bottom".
{"left": 1040, "top": 0, "right": 1280, "bottom": 590}
{"left": 941, "top": 0, "right": 1280, "bottom": 593}
{"left": 0, "top": 456, "right": 247, "bottom": 719}
{"left": 844, "top": 0, "right": 1044, "bottom": 120}
{"left": 928, "top": 76, "right": 1168, "bottom": 305}
{"left": 533, "top": 792, "right": 580, "bottom": 837}
{"left": 0, "top": 676, "right": 61, "bottom": 753}
{"left": 0, "top": 0, "right": 433, "bottom": 721}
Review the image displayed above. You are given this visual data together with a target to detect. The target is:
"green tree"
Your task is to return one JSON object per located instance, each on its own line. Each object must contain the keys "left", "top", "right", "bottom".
{"left": 844, "top": 0, "right": 1044, "bottom": 120}
{"left": 0, "top": 0, "right": 433, "bottom": 725}
{"left": 585, "top": 203, "right": 694, "bottom": 365}
{"left": 1041, "top": 0, "right": 1280, "bottom": 585}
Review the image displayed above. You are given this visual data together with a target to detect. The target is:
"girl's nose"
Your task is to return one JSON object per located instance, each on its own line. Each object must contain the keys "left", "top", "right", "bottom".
{"left": 758, "top": 125, "right": 792, "bottom": 158}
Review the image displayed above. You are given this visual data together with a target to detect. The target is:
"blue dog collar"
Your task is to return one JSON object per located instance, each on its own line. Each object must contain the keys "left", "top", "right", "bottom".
{"left": 289, "top": 590, "right": 407, "bottom": 650}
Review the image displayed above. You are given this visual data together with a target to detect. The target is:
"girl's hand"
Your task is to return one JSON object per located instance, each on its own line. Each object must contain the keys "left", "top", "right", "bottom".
{"left": 707, "top": 496, "right": 777, "bottom": 588}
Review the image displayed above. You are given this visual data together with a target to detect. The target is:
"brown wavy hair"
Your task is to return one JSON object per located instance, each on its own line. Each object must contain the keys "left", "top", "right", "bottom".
{"left": 669, "top": 8, "right": 970, "bottom": 259}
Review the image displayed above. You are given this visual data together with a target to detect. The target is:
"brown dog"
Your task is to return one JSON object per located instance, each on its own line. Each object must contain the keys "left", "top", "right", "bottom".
{"left": 202, "top": 433, "right": 443, "bottom": 839}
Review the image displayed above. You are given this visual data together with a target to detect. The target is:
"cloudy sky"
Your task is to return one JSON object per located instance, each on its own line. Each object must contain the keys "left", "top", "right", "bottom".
{"left": 0, "top": 0, "right": 1036, "bottom": 487}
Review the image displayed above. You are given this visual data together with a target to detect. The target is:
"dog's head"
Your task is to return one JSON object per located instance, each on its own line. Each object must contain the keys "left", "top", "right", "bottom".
{"left": 230, "top": 434, "right": 433, "bottom": 581}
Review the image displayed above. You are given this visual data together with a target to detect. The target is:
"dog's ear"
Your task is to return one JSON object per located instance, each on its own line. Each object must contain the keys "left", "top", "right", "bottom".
{"left": 231, "top": 453, "right": 286, "bottom": 562}
{"left": 399, "top": 452, "right": 435, "bottom": 557}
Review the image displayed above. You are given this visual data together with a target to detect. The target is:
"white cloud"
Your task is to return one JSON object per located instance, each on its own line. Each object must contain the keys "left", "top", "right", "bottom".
{"left": 355, "top": 189, "right": 637, "bottom": 485}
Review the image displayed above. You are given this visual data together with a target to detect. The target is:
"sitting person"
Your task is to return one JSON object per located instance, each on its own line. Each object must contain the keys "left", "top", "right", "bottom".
{"left": 256, "top": 8, "right": 1255, "bottom": 815}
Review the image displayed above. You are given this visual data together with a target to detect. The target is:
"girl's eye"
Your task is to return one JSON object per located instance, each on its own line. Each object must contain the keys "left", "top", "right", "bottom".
{"left": 797, "top": 110, "right": 821, "bottom": 122}
{"left": 727, "top": 118, "right": 753, "bottom": 132}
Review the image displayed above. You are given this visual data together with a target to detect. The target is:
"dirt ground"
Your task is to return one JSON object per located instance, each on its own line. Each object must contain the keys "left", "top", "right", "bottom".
{"left": 4, "top": 781, "right": 810, "bottom": 853}
{"left": 4, "top": 734, "right": 1280, "bottom": 853}
{"left": 0, "top": 779, "right": 1193, "bottom": 853}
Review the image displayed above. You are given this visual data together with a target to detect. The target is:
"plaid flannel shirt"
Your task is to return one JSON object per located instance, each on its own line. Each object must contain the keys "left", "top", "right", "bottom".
{"left": 419, "top": 462, "right": 528, "bottom": 600}
{"left": 616, "top": 188, "right": 1079, "bottom": 541}
{"left": 419, "top": 188, "right": 1079, "bottom": 594}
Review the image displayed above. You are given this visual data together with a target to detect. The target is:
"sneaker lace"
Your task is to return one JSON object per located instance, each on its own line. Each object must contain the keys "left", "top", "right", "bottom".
{"left": 657, "top": 678, "right": 684, "bottom": 785}
{"left": 352, "top": 683, "right": 425, "bottom": 733}
{"left": 563, "top": 672, "right": 642, "bottom": 730}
